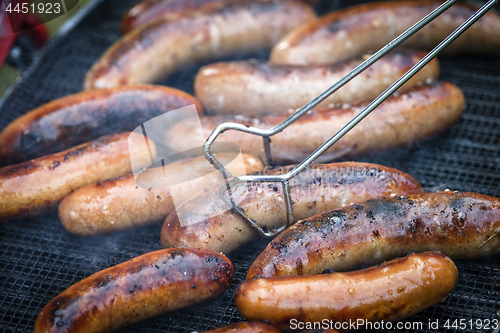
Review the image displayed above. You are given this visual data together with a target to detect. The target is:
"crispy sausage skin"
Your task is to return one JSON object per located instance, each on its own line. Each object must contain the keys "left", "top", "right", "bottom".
{"left": 236, "top": 252, "right": 458, "bottom": 332}
{"left": 161, "top": 162, "right": 423, "bottom": 254}
{"left": 84, "top": 0, "right": 316, "bottom": 90}
{"left": 0, "top": 132, "right": 155, "bottom": 221}
{"left": 270, "top": 1, "right": 500, "bottom": 65}
{"left": 58, "top": 153, "right": 264, "bottom": 236}
{"left": 0, "top": 85, "right": 202, "bottom": 165}
{"left": 166, "top": 81, "right": 465, "bottom": 165}
{"left": 120, "top": 0, "right": 319, "bottom": 34}
{"left": 194, "top": 50, "right": 439, "bottom": 116}
{"left": 247, "top": 191, "right": 500, "bottom": 279}
{"left": 203, "top": 322, "right": 282, "bottom": 333}
{"left": 33, "top": 248, "right": 233, "bottom": 333}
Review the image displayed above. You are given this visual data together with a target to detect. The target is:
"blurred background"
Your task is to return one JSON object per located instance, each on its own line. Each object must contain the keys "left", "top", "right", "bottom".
{"left": 0, "top": 0, "right": 94, "bottom": 98}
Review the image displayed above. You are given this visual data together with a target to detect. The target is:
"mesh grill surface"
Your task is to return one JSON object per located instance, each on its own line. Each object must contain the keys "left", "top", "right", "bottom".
{"left": 1, "top": 0, "right": 500, "bottom": 332}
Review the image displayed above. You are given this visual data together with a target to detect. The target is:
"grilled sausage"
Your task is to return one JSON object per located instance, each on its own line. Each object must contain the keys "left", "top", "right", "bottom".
{"left": 85, "top": 0, "right": 316, "bottom": 90}
{"left": 121, "top": 0, "right": 225, "bottom": 34}
{"left": 202, "top": 322, "right": 282, "bottom": 333}
{"left": 194, "top": 49, "right": 439, "bottom": 116}
{"left": 0, "top": 132, "right": 155, "bottom": 221}
{"left": 120, "top": 0, "right": 318, "bottom": 34}
{"left": 58, "top": 153, "right": 264, "bottom": 236}
{"left": 247, "top": 191, "right": 500, "bottom": 279}
{"left": 0, "top": 85, "right": 202, "bottom": 165}
{"left": 161, "top": 162, "right": 423, "bottom": 254}
{"left": 236, "top": 252, "right": 458, "bottom": 332}
{"left": 270, "top": 1, "right": 500, "bottom": 65}
{"left": 33, "top": 248, "right": 233, "bottom": 333}
{"left": 166, "top": 81, "right": 465, "bottom": 165}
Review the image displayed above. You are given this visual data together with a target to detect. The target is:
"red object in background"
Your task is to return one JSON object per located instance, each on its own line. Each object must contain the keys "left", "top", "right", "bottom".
{"left": 0, "top": 0, "right": 48, "bottom": 70}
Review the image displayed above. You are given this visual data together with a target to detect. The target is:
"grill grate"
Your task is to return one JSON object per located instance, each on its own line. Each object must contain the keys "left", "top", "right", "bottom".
{"left": 1, "top": 0, "right": 500, "bottom": 332}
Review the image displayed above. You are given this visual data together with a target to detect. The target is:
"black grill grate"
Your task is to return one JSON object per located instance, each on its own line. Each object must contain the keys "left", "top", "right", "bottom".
{"left": 1, "top": 0, "right": 500, "bottom": 332}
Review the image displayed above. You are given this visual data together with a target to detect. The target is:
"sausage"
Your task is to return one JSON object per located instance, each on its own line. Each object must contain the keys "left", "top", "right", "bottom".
{"left": 166, "top": 81, "right": 465, "bottom": 165}
{"left": 236, "top": 252, "right": 458, "bottom": 332}
{"left": 270, "top": 1, "right": 500, "bottom": 65}
{"left": 246, "top": 191, "right": 500, "bottom": 279}
{"left": 121, "top": 0, "right": 226, "bottom": 34}
{"left": 0, "top": 85, "right": 201, "bottom": 165}
{"left": 194, "top": 49, "right": 439, "bottom": 116}
{"left": 58, "top": 153, "right": 264, "bottom": 236}
{"left": 33, "top": 248, "right": 233, "bottom": 333}
{"left": 161, "top": 162, "right": 423, "bottom": 254}
{"left": 120, "top": 0, "right": 319, "bottom": 34}
{"left": 84, "top": 0, "right": 316, "bottom": 90}
{"left": 0, "top": 132, "right": 155, "bottom": 221}
{"left": 202, "top": 321, "right": 282, "bottom": 333}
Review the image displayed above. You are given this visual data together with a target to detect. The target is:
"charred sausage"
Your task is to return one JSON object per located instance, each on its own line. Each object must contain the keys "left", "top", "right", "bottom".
{"left": 0, "top": 85, "right": 201, "bottom": 165}
{"left": 85, "top": 0, "right": 316, "bottom": 89}
{"left": 247, "top": 191, "right": 500, "bottom": 279}
{"left": 58, "top": 153, "right": 264, "bottom": 236}
{"left": 166, "top": 81, "right": 465, "bottom": 165}
{"left": 161, "top": 162, "right": 423, "bottom": 253}
{"left": 237, "top": 252, "right": 458, "bottom": 332}
{"left": 33, "top": 248, "right": 233, "bottom": 333}
{"left": 0, "top": 132, "right": 155, "bottom": 221}
{"left": 194, "top": 50, "right": 439, "bottom": 116}
{"left": 270, "top": 1, "right": 500, "bottom": 65}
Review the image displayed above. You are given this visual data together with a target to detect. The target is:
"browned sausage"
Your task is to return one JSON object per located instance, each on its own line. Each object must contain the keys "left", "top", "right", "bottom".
{"left": 58, "top": 153, "right": 264, "bottom": 236}
{"left": 203, "top": 321, "right": 282, "bottom": 333}
{"left": 85, "top": 0, "right": 316, "bottom": 90}
{"left": 0, "top": 132, "right": 155, "bottom": 221}
{"left": 161, "top": 162, "right": 423, "bottom": 254}
{"left": 166, "top": 81, "right": 465, "bottom": 165}
{"left": 236, "top": 252, "right": 458, "bottom": 332}
{"left": 33, "top": 248, "right": 233, "bottom": 333}
{"left": 194, "top": 49, "right": 439, "bottom": 116}
{"left": 247, "top": 191, "right": 500, "bottom": 279}
{"left": 0, "top": 85, "right": 201, "bottom": 165}
{"left": 270, "top": 1, "right": 500, "bottom": 65}
{"left": 120, "top": 0, "right": 319, "bottom": 34}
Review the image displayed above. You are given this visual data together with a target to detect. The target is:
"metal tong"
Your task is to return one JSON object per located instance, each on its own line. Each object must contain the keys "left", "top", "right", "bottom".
{"left": 203, "top": 0, "right": 499, "bottom": 237}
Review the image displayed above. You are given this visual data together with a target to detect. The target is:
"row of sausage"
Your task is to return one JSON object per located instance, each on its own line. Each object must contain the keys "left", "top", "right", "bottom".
{"left": 1, "top": 0, "right": 499, "bottom": 332}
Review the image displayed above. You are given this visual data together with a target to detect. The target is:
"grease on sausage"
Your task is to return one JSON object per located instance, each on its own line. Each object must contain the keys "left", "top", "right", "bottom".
{"left": 166, "top": 81, "right": 465, "bottom": 165}
{"left": 236, "top": 252, "right": 458, "bottom": 332}
{"left": 58, "top": 153, "right": 264, "bottom": 236}
{"left": 161, "top": 162, "right": 423, "bottom": 253}
{"left": 247, "top": 191, "right": 500, "bottom": 279}
{"left": 0, "top": 132, "right": 155, "bottom": 220}
{"left": 121, "top": 0, "right": 319, "bottom": 34}
{"left": 34, "top": 248, "right": 233, "bottom": 333}
{"left": 85, "top": 0, "right": 316, "bottom": 89}
{"left": 195, "top": 50, "right": 439, "bottom": 116}
{"left": 0, "top": 85, "right": 201, "bottom": 165}
{"left": 270, "top": 0, "right": 500, "bottom": 65}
